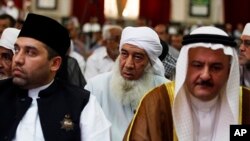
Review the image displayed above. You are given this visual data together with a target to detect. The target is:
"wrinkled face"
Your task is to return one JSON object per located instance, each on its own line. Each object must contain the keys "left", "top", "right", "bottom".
{"left": 0, "top": 47, "right": 13, "bottom": 79}
{"left": 185, "top": 47, "right": 231, "bottom": 101}
{"left": 239, "top": 35, "right": 250, "bottom": 65}
{"left": 12, "top": 37, "right": 61, "bottom": 89}
{"left": 119, "top": 44, "right": 150, "bottom": 80}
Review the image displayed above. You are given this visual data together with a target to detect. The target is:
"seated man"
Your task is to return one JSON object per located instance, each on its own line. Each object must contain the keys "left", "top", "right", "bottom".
{"left": 84, "top": 25, "right": 122, "bottom": 80}
{"left": 0, "top": 27, "right": 19, "bottom": 80}
{"left": 124, "top": 26, "right": 250, "bottom": 141}
{"left": 85, "top": 26, "right": 169, "bottom": 141}
{"left": 0, "top": 13, "right": 110, "bottom": 141}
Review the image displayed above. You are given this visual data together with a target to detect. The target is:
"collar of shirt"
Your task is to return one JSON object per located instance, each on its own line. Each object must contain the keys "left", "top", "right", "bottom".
{"left": 28, "top": 79, "right": 54, "bottom": 99}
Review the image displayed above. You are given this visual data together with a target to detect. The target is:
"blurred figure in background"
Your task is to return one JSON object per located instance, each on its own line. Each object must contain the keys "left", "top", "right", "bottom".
{"left": 84, "top": 24, "right": 122, "bottom": 80}
{"left": 0, "top": 13, "right": 16, "bottom": 37}
{"left": 154, "top": 24, "right": 177, "bottom": 80}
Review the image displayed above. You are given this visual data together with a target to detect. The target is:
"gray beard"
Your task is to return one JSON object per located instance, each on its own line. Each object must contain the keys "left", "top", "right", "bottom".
{"left": 110, "top": 58, "right": 154, "bottom": 111}
{"left": 0, "top": 74, "right": 9, "bottom": 80}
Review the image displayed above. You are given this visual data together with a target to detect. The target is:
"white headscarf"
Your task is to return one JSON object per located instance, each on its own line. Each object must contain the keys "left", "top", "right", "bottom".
{"left": 119, "top": 26, "right": 165, "bottom": 76}
{"left": 172, "top": 26, "right": 239, "bottom": 141}
{"left": 242, "top": 23, "right": 250, "bottom": 36}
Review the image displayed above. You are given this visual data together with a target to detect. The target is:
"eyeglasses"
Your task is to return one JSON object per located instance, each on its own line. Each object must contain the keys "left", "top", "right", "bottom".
{"left": 239, "top": 39, "right": 250, "bottom": 47}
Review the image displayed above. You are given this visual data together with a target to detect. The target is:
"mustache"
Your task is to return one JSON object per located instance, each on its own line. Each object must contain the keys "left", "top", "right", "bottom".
{"left": 197, "top": 80, "right": 213, "bottom": 87}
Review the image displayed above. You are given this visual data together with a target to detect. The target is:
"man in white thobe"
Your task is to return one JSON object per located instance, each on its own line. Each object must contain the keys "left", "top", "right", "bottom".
{"left": 85, "top": 26, "right": 169, "bottom": 141}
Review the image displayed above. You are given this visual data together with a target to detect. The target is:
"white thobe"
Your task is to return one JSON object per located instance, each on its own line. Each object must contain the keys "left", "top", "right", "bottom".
{"left": 85, "top": 72, "right": 167, "bottom": 141}
{"left": 84, "top": 47, "right": 114, "bottom": 80}
{"left": 13, "top": 81, "right": 111, "bottom": 141}
{"left": 190, "top": 94, "right": 220, "bottom": 141}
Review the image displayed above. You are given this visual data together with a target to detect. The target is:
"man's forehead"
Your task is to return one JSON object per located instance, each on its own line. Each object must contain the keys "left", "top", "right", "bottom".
{"left": 189, "top": 47, "right": 230, "bottom": 58}
{"left": 121, "top": 44, "right": 147, "bottom": 54}
{"left": 0, "top": 46, "right": 12, "bottom": 52}
{"left": 15, "top": 37, "right": 48, "bottom": 50}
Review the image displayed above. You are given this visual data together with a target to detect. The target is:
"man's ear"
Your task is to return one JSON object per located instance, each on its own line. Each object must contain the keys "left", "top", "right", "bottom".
{"left": 50, "top": 56, "right": 62, "bottom": 72}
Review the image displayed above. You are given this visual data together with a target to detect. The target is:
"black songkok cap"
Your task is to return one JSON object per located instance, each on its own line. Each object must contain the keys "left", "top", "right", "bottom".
{"left": 18, "top": 13, "right": 70, "bottom": 57}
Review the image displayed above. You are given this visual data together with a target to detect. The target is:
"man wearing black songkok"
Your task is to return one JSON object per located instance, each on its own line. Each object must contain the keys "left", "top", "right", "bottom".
{"left": 0, "top": 13, "right": 111, "bottom": 141}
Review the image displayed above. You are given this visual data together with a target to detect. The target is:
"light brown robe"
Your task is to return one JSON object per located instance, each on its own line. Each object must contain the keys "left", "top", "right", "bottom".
{"left": 123, "top": 82, "right": 250, "bottom": 141}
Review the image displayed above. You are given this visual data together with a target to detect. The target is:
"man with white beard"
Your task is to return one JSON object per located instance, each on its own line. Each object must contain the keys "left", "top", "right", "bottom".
{"left": 85, "top": 26, "right": 169, "bottom": 141}
{"left": 0, "top": 28, "right": 20, "bottom": 80}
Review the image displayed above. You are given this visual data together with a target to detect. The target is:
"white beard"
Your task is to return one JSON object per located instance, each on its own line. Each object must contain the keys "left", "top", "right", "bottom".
{"left": 110, "top": 58, "right": 154, "bottom": 111}
{"left": 0, "top": 74, "right": 9, "bottom": 80}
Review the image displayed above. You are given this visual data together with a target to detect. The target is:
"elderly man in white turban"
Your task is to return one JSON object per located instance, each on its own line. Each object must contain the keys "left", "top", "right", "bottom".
{"left": 124, "top": 26, "right": 250, "bottom": 141}
{"left": 85, "top": 26, "right": 169, "bottom": 141}
{"left": 239, "top": 23, "right": 250, "bottom": 87}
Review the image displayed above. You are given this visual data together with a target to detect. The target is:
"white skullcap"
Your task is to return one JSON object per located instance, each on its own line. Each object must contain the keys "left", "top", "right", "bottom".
{"left": 172, "top": 26, "right": 239, "bottom": 141}
{"left": 242, "top": 23, "right": 250, "bottom": 36}
{"left": 0, "top": 28, "right": 20, "bottom": 53}
{"left": 119, "top": 26, "right": 165, "bottom": 76}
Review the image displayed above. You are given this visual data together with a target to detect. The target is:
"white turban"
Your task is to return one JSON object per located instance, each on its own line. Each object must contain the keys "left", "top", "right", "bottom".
{"left": 172, "top": 26, "right": 239, "bottom": 141}
{"left": 119, "top": 26, "right": 165, "bottom": 76}
{"left": 242, "top": 23, "right": 250, "bottom": 36}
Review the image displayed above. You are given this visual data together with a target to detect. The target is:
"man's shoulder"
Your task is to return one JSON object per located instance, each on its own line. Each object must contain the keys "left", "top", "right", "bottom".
{"left": 153, "top": 74, "right": 168, "bottom": 81}
{"left": 0, "top": 78, "right": 14, "bottom": 89}
{"left": 141, "top": 82, "right": 173, "bottom": 104}
{"left": 242, "top": 86, "right": 250, "bottom": 95}
{"left": 0, "top": 78, "right": 17, "bottom": 98}
{"left": 56, "top": 80, "right": 90, "bottom": 99}
{"left": 135, "top": 82, "right": 173, "bottom": 116}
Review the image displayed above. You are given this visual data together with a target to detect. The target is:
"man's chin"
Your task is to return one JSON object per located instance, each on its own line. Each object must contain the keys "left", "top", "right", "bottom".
{"left": 194, "top": 92, "right": 215, "bottom": 101}
{"left": 12, "top": 77, "right": 26, "bottom": 86}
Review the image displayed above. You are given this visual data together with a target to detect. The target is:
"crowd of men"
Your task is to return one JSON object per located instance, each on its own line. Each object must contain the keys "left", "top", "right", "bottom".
{"left": 1, "top": 11, "right": 250, "bottom": 141}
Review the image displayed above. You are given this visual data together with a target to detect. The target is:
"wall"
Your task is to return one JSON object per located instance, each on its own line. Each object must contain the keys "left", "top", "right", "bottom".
{"left": 171, "top": 0, "right": 224, "bottom": 25}
{"left": 30, "top": 0, "right": 72, "bottom": 23}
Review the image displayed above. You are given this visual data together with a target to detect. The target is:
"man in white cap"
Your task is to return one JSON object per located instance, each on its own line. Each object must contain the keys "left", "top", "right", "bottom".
{"left": 239, "top": 23, "right": 250, "bottom": 87}
{"left": 124, "top": 26, "right": 250, "bottom": 141}
{"left": 0, "top": 27, "right": 19, "bottom": 80}
{"left": 85, "top": 26, "right": 169, "bottom": 141}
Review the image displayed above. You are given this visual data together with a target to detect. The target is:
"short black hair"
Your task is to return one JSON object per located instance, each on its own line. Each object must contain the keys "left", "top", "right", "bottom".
{"left": 0, "top": 14, "right": 16, "bottom": 27}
